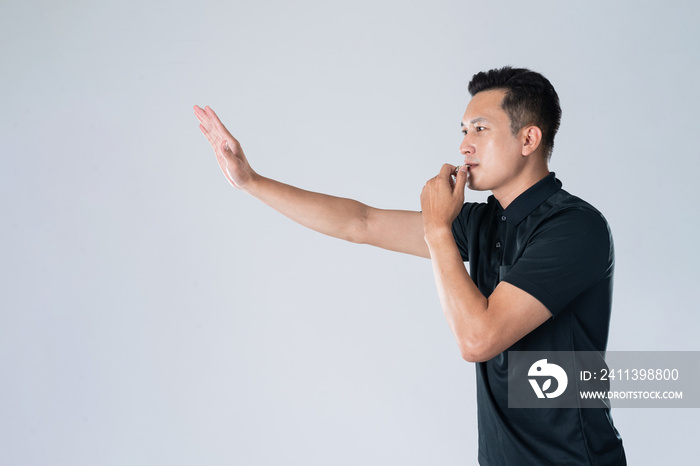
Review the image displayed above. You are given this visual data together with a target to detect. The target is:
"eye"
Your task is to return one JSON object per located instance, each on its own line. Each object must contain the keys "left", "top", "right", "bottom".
{"left": 476, "top": 126, "right": 485, "bottom": 132}
{"left": 461, "top": 129, "right": 468, "bottom": 135}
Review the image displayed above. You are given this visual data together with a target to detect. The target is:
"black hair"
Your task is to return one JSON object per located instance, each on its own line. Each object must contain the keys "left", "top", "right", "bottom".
{"left": 468, "top": 66, "right": 561, "bottom": 160}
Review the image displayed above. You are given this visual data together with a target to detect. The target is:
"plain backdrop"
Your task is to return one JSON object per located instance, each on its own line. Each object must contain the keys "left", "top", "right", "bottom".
{"left": 2, "top": 1, "right": 699, "bottom": 464}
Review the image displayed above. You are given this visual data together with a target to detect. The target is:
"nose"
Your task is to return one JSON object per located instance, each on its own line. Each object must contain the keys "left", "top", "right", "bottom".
{"left": 460, "top": 135, "right": 475, "bottom": 157}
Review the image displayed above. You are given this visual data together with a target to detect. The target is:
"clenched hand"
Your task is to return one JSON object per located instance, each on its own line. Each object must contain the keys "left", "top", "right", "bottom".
{"left": 420, "top": 164, "right": 468, "bottom": 238}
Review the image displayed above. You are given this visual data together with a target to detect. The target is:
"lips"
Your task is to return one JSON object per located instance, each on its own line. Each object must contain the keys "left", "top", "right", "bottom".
{"left": 453, "top": 163, "right": 478, "bottom": 180}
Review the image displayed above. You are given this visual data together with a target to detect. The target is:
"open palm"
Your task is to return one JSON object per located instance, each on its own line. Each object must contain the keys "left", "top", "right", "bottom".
{"left": 194, "top": 105, "right": 256, "bottom": 189}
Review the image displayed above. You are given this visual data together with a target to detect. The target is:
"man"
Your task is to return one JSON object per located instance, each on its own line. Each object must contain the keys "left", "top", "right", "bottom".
{"left": 194, "top": 66, "right": 626, "bottom": 465}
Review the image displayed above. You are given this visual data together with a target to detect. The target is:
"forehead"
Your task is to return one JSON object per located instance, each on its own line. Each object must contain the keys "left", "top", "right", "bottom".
{"left": 461, "top": 89, "right": 509, "bottom": 124}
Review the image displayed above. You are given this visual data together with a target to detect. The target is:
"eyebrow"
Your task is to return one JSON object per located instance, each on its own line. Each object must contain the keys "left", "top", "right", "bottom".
{"left": 460, "top": 117, "right": 490, "bottom": 127}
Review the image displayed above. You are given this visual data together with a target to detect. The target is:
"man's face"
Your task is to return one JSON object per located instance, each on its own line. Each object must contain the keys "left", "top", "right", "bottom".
{"left": 460, "top": 89, "right": 526, "bottom": 193}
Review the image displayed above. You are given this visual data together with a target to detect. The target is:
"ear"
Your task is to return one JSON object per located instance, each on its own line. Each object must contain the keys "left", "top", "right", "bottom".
{"left": 521, "top": 126, "right": 543, "bottom": 157}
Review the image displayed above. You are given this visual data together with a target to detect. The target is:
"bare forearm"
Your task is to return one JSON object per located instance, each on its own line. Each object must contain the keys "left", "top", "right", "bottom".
{"left": 245, "top": 174, "right": 370, "bottom": 243}
{"left": 242, "top": 175, "right": 429, "bottom": 257}
{"left": 426, "top": 228, "right": 489, "bottom": 358}
{"left": 426, "top": 228, "right": 554, "bottom": 362}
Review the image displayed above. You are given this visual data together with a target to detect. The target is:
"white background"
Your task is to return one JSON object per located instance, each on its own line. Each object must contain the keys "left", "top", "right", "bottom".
{"left": 2, "top": 0, "right": 698, "bottom": 464}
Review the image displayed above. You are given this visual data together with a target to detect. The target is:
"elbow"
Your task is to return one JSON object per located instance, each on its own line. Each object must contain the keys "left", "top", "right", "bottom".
{"left": 346, "top": 205, "right": 371, "bottom": 244}
{"left": 458, "top": 332, "right": 496, "bottom": 363}
{"left": 460, "top": 346, "right": 490, "bottom": 363}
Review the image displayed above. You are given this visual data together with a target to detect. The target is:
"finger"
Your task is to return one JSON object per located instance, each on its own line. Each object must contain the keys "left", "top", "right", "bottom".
{"left": 194, "top": 105, "right": 210, "bottom": 125}
{"left": 203, "top": 106, "right": 241, "bottom": 150}
{"left": 200, "top": 124, "right": 217, "bottom": 148}
{"left": 220, "top": 140, "right": 231, "bottom": 155}
{"left": 201, "top": 105, "right": 223, "bottom": 133}
{"left": 454, "top": 164, "right": 468, "bottom": 194}
{"left": 198, "top": 107, "right": 226, "bottom": 143}
{"left": 195, "top": 107, "right": 219, "bottom": 139}
{"left": 439, "top": 163, "right": 457, "bottom": 178}
{"left": 205, "top": 106, "right": 230, "bottom": 135}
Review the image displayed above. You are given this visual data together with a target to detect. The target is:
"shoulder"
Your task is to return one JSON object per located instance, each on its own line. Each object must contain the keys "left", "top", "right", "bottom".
{"left": 529, "top": 189, "right": 614, "bottom": 266}
{"left": 543, "top": 189, "right": 612, "bottom": 241}
{"left": 548, "top": 189, "right": 607, "bottom": 217}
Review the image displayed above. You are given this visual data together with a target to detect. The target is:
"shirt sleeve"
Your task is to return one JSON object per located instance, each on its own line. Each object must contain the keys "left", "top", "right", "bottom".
{"left": 451, "top": 202, "right": 477, "bottom": 262}
{"left": 501, "top": 207, "right": 614, "bottom": 317}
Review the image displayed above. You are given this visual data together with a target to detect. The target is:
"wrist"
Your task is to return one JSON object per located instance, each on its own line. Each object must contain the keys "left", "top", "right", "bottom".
{"left": 424, "top": 225, "right": 453, "bottom": 245}
{"left": 241, "top": 171, "right": 263, "bottom": 194}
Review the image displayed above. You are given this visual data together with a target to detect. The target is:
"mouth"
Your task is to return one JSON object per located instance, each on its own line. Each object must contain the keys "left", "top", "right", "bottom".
{"left": 454, "top": 163, "right": 478, "bottom": 175}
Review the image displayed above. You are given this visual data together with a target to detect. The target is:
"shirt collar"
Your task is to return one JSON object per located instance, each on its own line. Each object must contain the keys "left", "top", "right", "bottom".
{"left": 488, "top": 172, "right": 562, "bottom": 225}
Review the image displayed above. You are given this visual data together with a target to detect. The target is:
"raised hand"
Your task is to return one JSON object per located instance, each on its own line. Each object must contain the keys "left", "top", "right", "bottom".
{"left": 420, "top": 163, "right": 468, "bottom": 238}
{"left": 194, "top": 105, "right": 257, "bottom": 189}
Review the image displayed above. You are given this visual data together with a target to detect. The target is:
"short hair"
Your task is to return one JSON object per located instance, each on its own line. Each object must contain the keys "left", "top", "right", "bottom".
{"left": 468, "top": 66, "right": 561, "bottom": 160}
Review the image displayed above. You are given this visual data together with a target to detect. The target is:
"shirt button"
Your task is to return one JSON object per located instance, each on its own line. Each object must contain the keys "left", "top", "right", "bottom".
{"left": 496, "top": 242, "right": 501, "bottom": 248}
{"left": 501, "top": 216, "right": 506, "bottom": 221}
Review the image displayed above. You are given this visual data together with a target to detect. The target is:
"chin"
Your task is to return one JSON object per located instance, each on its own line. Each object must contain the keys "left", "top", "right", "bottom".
{"left": 467, "top": 183, "right": 488, "bottom": 192}
{"left": 467, "top": 177, "right": 489, "bottom": 192}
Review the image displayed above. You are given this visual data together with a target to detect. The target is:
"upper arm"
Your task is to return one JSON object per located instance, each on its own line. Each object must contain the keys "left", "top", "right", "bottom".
{"left": 467, "top": 281, "right": 551, "bottom": 362}
{"left": 361, "top": 208, "right": 430, "bottom": 258}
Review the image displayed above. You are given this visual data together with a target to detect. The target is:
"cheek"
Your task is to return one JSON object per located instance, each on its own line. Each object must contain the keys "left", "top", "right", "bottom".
{"left": 479, "top": 140, "right": 501, "bottom": 166}
{"left": 485, "top": 136, "right": 519, "bottom": 163}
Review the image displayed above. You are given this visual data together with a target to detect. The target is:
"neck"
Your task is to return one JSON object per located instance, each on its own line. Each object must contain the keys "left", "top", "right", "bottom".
{"left": 492, "top": 164, "right": 550, "bottom": 210}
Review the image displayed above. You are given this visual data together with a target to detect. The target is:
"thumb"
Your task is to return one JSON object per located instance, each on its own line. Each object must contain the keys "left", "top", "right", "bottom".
{"left": 454, "top": 165, "right": 468, "bottom": 194}
{"left": 220, "top": 140, "right": 230, "bottom": 153}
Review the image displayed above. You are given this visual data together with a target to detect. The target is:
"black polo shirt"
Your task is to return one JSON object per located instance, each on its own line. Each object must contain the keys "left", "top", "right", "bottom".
{"left": 451, "top": 173, "right": 626, "bottom": 466}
